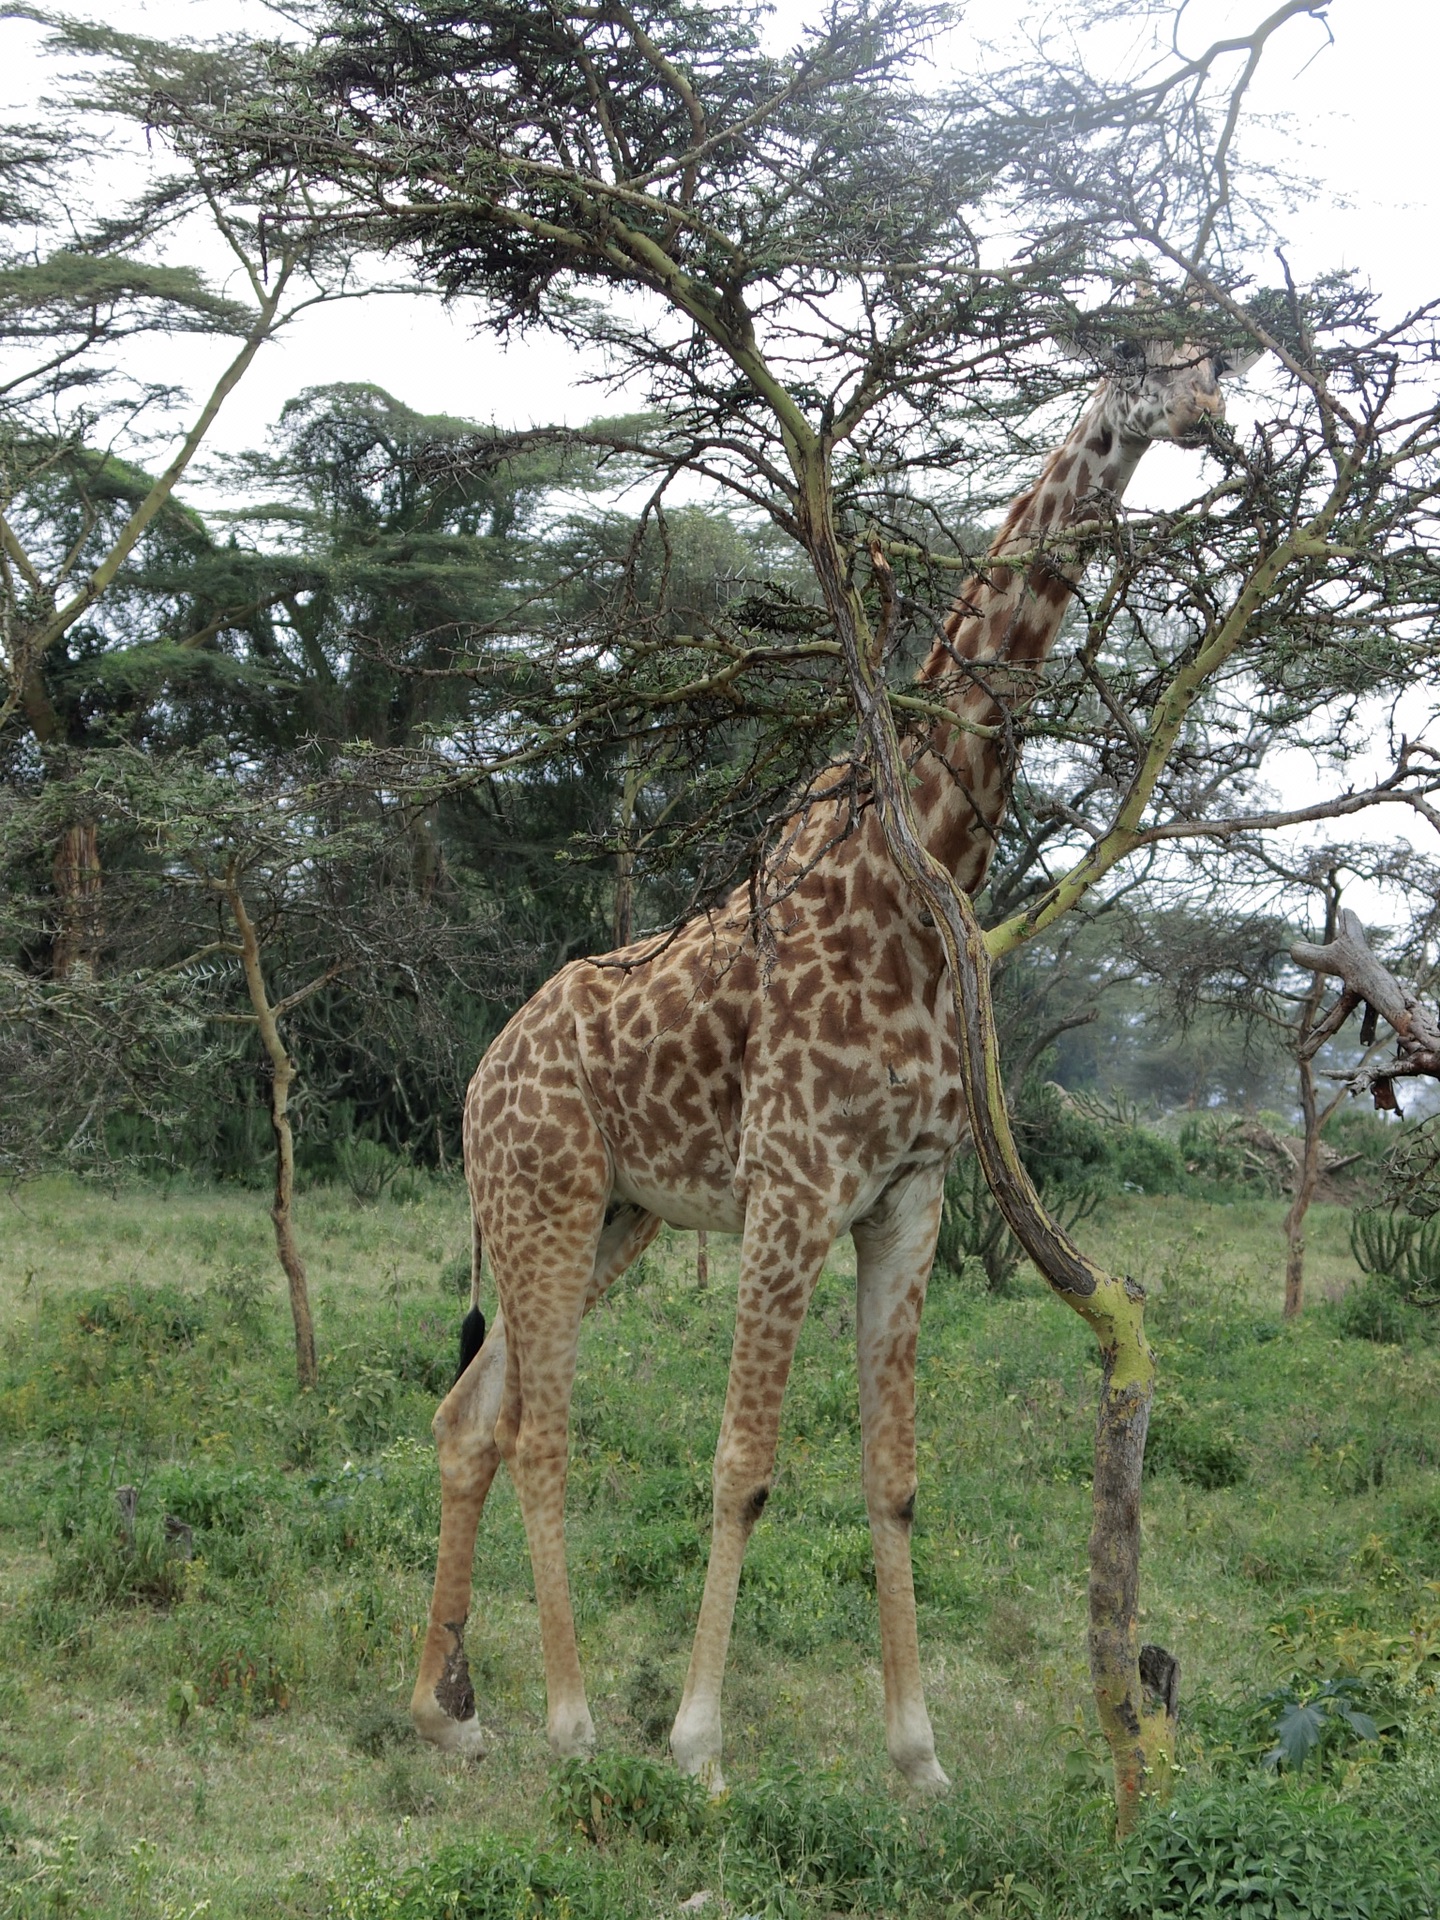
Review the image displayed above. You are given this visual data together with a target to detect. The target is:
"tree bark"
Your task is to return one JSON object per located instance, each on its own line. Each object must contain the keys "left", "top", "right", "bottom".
{"left": 695, "top": 1229, "right": 709, "bottom": 1290}
{"left": 1282, "top": 1053, "right": 1321, "bottom": 1320}
{"left": 51, "top": 821, "right": 103, "bottom": 982}
{"left": 226, "top": 876, "right": 318, "bottom": 1390}
{"left": 1282, "top": 885, "right": 1338, "bottom": 1319}
{"left": 613, "top": 753, "right": 642, "bottom": 949}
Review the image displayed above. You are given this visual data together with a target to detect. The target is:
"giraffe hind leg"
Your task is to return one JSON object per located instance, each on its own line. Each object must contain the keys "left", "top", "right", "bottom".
{"left": 411, "top": 1310, "right": 508, "bottom": 1755}
{"left": 411, "top": 1190, "right": 660, "bottom": 1758}
{"left": 495, "top": 1198, "right": 661, "bottom": 1757}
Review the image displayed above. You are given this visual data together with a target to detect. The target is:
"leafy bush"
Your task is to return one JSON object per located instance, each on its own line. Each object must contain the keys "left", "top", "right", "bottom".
{"left": 548, "top": 1753, "right": 707, "bottom": 1846}
{"left": 1099, "top": 1783, "right": 1440, "bottom": 1918}
{"left": 1337, "top": 1275, "right": 1427, "bottom": 1345}
{"left": 1177, "top": 1116, "right": 1286, "bottom": 1197}
{"left": 327, "top": 1835, "right": 637, "bottom": 1920}
{"left": 1027, "top": 1086, "right": 1188, "bottom": 1198}
{"left": 38, "top": 1486, "right": 188, "bottom": 1611}
{"left": 1146, "top": 1404, "right": 1247, "bottom": 1490}
{"left": 1257, "top": 1675, "right": 1383, "bottom": 1776}
{"left": 335, "top": 1135, "right": 406, "bottom": 1205}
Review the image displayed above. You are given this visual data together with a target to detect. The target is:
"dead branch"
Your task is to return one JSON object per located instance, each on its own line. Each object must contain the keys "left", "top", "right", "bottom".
{"left": 1291, "top": 908, "right": 1440, "bottom": 1109}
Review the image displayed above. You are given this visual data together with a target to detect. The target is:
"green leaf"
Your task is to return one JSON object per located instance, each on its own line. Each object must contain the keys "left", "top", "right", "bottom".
{"left": 1268, "top": 1700, "right": 1327, "bottom": 1769}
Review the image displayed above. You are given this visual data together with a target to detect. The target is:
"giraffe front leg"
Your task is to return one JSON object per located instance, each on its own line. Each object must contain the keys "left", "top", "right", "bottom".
{"left": 411, "top": 1313, "right": 508, "bottom": 1757}
{"left": 854, "top": 1172, "right": 950, "bottom": 1793}
{"left": 670, "top": 1191, "right": 834, "bottom": 1795}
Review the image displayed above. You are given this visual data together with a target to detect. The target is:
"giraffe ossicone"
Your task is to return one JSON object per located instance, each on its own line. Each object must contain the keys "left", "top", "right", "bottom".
{"left": 409, "top": 328, "right": 1251, "bottom": 1794}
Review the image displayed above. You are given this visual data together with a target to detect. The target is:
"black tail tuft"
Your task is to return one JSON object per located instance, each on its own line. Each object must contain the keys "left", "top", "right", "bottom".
{"left": 457, "top": 1306, "right": 487, "bottom": 1381}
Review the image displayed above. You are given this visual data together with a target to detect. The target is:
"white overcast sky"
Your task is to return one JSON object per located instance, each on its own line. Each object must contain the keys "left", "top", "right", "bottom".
{"left": 6, "top": 0, "right": 1440, "bottom": 916}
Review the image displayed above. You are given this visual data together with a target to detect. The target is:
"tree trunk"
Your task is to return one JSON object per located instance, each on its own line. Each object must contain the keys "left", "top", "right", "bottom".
{"left": 1283, "top": 883, "right": 1339, "bottom": 1320}
{"left": 51, "top": 821, "right": 103, "bottom": 981}
{"left": 1282, "top": 1053, "right": 1321, "bottom": 1319}
{"left": 227, "top": 878, "right": 318, "bottom": 1389}
{"left": 613, "top": 753, "right": 642, "bottom": 948}
{"left": 613, "top": 849, "right": 635, "bottom": 949}
{"left": 695, "top": 1229, "right": 709, "bottom": 1290}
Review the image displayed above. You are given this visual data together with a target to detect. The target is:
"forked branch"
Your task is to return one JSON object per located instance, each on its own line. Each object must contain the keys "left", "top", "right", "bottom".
{"left": 1291, "top": 908, "right": 1440, "bottom": 1110}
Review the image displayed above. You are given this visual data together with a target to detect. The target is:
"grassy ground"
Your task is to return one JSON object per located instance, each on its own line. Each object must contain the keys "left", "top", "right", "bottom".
{"left": 2, "top": 1176, "right": 1439, "bottom": 1918}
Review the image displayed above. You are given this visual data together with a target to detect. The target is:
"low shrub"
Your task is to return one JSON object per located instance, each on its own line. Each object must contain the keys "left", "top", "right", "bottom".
{"left": 718, "top": 1766, "right": 1006, "bottom": 1915}
{"left": 1146, "top": 1405, "right": 1247, "bottom": 1490}
{"left": 548, "top": 1752, "right": 707, "bottom": 1846}
{"left": 1337, "top": 1274, "right": 1428, "bottom": 1345}
{"left": 607, "top": 1516, "right": 705, "bottom": 1598}
{"left": 739, "top": 1520, "right": 874, "bottom": 1655}
{"left": 39, "top": 1486, "right": 188, "bottom": 1611}
{"left": 327, "top": 1835, "right": 638, "bottom": 1920}
{"left": 1100, "top": 1782, "right": 1440, "bottom": 1918}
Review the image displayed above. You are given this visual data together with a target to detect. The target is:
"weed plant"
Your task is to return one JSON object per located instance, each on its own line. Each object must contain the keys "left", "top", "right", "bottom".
{"left": 1, "top": 1178, "right": 1438, "bottom": 1916}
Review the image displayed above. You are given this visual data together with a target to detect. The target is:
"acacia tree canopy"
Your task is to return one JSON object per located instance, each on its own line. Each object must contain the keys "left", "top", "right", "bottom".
{"left": 119, "top": 0, "right": 1439, "bottom": 943}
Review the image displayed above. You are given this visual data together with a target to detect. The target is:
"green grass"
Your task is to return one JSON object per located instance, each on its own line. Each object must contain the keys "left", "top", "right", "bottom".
{"left": 2, "top": 1176, "right": 1439, "bottom": 1916}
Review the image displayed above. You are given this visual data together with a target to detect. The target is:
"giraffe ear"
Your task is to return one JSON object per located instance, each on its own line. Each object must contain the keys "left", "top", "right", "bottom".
{"left": 1214, "top": 345, "right": 1263, "bottom": 380}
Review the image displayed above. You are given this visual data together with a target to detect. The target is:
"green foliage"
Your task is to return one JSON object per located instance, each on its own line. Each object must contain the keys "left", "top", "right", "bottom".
{"left": 739, "top": 1519, "right": 876, "bottom": 1655}
{"left": 1339, "top": 1216, "right": 1440, "bottom": 1344}
{"left": 1337, "top": 1276, "right": 1428, "bottom": 1345}
{"left": 1099, "top": 1783, "right": 1440, "bottom": 1918}
{"left": 936, "top": 1087, "right": 1200, "bottom": 1295}
{"left": 327, "top": 1834, "right": 637, "bottom": 1920}
{"left": 936, "top": 1152, "right": 1101, "bottom": 1295}
{"left": 38, "top": 1486, "right": 188, "bottom": 1612}
{"left": 548, "top": 1753, "right": 707, "bottom": 1846}
{"left": 607, "top": 1516, "right": 705, "bottom": 1599}
{"left": 1258, "top": 1676, "right": 1380, "bottom": 1775}
{"left": 1025, "top": 1086, "right": 1189, "bottom": 1200}
{"left": 334, "top": 1135, "right": 408, "bottom": 1205}
{"left": 1146, "top": 1402, "right": 1248, "bottom": 1491}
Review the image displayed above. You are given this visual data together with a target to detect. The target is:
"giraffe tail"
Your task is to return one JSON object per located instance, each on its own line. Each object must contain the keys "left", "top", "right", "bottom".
{"left": 456, "top": 1209, "right": 486, "bottom": 1381}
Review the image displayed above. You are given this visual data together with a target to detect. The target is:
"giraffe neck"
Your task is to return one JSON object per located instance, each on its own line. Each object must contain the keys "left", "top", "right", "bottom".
{"left": 907, "top": 389, "right": 1145, "bottom": 889}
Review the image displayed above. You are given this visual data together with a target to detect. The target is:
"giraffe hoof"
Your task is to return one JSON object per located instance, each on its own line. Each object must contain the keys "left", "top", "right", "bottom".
{"left": 549, "top": 1711, "right": 597, "bottom": 1759}
{"left": 672, "top": 1744, "right": 727, "bottom": 1798}
{"left": 416, "top": 1709, "right": 489, "bottom": 1760}
{"left": 895, "top": 1752, "right": 950, "bottom": 1795}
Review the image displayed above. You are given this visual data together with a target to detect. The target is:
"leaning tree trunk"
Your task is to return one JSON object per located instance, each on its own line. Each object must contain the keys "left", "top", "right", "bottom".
{"left": 807, "top": 511, "right": 1175, "bottom": 1836}
{"left": 226, "top": 878, "right": 318, "bottom": 1390}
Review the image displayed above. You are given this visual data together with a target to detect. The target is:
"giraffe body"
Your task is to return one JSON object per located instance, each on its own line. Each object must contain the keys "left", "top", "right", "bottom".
{"left": 411, "top": 337, "right": 1247, "bottom": 1790}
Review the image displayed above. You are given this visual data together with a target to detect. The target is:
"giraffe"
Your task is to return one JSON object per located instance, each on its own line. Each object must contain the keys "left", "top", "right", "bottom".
{"left": 409, "top": 331, "right": 1254, "bottom": 1794}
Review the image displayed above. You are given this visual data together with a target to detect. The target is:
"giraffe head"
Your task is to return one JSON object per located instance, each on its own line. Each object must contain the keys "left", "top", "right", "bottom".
{"left": 1099, "top": 335, "right": 1260, "bottom": 448}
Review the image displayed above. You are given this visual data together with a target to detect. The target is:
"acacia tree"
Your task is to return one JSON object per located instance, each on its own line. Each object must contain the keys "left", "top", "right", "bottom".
{"left": 125, "top": 0, "right": 1440, "bottom": 1826}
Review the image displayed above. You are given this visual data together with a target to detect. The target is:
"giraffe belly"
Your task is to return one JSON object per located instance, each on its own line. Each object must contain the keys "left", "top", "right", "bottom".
{"left": 608, "top": 1166, "right": 746, "bottom": 1235}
